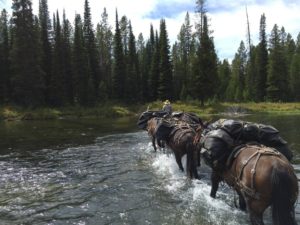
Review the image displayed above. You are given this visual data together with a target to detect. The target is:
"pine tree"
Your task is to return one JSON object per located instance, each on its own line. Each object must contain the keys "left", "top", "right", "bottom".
{"left": 193, "top": 14, "right": 218, "bottom": 105}
{"left": 172, "top": 41, "right": 181, "bottom": 99}
{"left": 217, "top": 59, "right": 231, "bottom": 101}
{"left": 96, "top": 8, "right": 113, "bottom": 100}
{"left": 38, "top": 0, "right": 52, "bottom": 104}
{"left": 137, "top": 33, "right": 149, "bottom": 101}
{"left": 290, "top": 33, "right": 300, "bottom": 101}
{"left": 267, "top": 24, "right": 288, "bottom": 101}
{"left": 126, "top": 21, "right": 140, "bottom": 102}
{"left": 83, "top": 0, "right": 100, "bottom": 103}
{"left": 254, "top": 14, "right": 268, "bottom": 101}
{"left": 195, "top": 0, "right": 207, "bottom": 38}
{"left": 157, "top": 19, "right": 173, "bottom": 100}
{"left": 244, "top": 46, "right": 257, "bottom": 101}
{"left": 112, "top": 10, "right": 125, "bottom": 100}
{"left": 62, "top": 10, "right": 73, "bottom": 104}
{"left": 148, "top": 30, "right": 160, "bottom": 100}
{"left": 10, "top": 0, "right": 45, "bottom": 107}
{"left": 120, "top": 15, "right": 129, "bottom": 54}
{"left": 49, "top": 10, "right": 65, "bottom": 106}
{"left": 141, "top": 24, "right": 155, "bottom": 101}
{"left": 226, "top": 41, "right": 247, "bottom": 101}
{"left": 73, "top": 14, "right": 90, "bottom": 106}
{"left": 174, "top": 12, "right": 193, "bottom": 100}
{"left": 0, "top": 9, "right": 10, "bottom": 103}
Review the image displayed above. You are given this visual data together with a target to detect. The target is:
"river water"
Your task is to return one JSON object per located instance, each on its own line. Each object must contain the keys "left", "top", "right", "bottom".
{"left": 0, "top": 114, "right": 300, "bottom": 225}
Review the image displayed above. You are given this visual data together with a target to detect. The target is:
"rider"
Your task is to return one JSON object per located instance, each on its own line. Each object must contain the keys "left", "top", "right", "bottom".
{"left": 162, "top": 100, "right": 173, "bottom": 116}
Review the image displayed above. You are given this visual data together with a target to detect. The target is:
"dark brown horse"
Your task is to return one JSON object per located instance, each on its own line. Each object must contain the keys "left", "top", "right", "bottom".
{"left": 205, "top": 144, "right": 298, "bottom": 225}
{"left": 154, "top": 120, "right": 200, "bottom": 179}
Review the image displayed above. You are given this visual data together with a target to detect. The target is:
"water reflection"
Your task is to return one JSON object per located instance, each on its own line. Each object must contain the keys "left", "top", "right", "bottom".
{"left": 0, "top": 117, "right": 138, "bottom": 153}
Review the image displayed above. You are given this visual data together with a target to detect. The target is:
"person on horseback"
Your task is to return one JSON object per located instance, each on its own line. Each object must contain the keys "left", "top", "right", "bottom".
{"left": 162, "top": 100, "right": 173, "bottom": 115}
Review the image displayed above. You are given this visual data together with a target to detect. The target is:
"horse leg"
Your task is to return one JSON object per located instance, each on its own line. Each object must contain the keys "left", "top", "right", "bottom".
{"left": 249, "top": 210, "right": 264, "bottom": 225}
{"left": 210, "top": 170, "right": 221, "bottom": 198}
{"left": 192, "top": 149, "right": 199, "bottom": 179}
{"left": 186, "top": 148, "right": 192, "bottom": 178}
{"left": 186, "top": 145, "right": 199, "bottom": 179}
{"left": 197, "top": 148, "right": 201, "bottom": 167}
{"left": 152, "top": 137, "right": 157, "bottom": 152}
{"left": 246, "top": 198, "right": 264, "bottom": 225}
{"left": 175, "top": 153, "right": 184, "bottom": 172}
{"left": 238, "top": 192, "right": 247, "bottom": 211}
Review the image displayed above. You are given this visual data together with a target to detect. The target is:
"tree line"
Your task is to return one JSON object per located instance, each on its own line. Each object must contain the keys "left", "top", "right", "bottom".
{"left": 0, "top": 0, "right": 299, "bottom": 108}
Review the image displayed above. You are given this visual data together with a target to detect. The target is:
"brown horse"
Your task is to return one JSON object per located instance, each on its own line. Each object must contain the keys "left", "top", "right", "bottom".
{"left": 154, "top": 120, "right": 200, "bottom": 179}
{"left": 206, "top": 144, "right": 298, "bottom": 225}
{"left": 146, "top": 117, "right": 162, "bottom": 152}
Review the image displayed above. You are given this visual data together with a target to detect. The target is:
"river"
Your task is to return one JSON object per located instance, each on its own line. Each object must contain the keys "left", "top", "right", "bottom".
{"left": 0, "top": 114, "right": 299, "bottom": 225}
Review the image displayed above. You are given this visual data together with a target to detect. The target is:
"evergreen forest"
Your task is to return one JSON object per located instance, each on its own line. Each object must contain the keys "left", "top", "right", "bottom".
{"left": 0, "top": 0, "right": 300, "bottom": 108}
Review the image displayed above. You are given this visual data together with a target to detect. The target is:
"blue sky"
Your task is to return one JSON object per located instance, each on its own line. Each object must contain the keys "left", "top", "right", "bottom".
{"left": 1, "top": 0, "right": 300, "bottom": 60}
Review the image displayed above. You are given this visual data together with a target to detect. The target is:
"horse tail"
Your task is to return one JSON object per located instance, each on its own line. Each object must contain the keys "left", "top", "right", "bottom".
{"left": 186, "top": 141, "right": 199, "bottom": 179}
{"left": 271, "top": 166, "right": 298, "bottom": 225}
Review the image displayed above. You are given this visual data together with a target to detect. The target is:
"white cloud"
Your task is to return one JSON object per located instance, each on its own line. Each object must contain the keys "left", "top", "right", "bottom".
{"left": 209, "top": 0, "right": 300, "bottom": 60}
{"left": 4, "top": 0, "right": 300, "bottom": 60}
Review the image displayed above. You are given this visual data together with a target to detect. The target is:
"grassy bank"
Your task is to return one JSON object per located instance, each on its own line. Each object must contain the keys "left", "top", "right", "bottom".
{"left": 2, "top": 101, "right": 300, "bottom": 121}
{"left": 0, "top": 104, "right": 137, "bottom": 121}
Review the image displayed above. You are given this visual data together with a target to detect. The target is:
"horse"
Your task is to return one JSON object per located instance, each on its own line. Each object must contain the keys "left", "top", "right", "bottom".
{"left": 146, "top": 117, "right": 162, "bottom": 152}
{"left": 202, "top": 143, "right": 298, "bottom": 225}
{"left": 154, "top": 119, "right": 200, "bottom": 179}
{"left": 142, "top": 111, "right": 204, "bottom": 154}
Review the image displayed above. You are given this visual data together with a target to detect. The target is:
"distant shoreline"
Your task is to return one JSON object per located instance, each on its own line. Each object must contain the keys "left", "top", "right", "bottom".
{"left": 2, "top": 101, "right": 300, "bottom": 121}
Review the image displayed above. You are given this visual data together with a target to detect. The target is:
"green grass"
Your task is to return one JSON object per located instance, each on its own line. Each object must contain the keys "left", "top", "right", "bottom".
{"left": 222, "top": 102, "right": 300, "bottom": 114}
{"left": 0, "top": 103, "right": 137, "bottom": 121}
{"left": 2, "top": 101, "right": 300, "bottom": 121}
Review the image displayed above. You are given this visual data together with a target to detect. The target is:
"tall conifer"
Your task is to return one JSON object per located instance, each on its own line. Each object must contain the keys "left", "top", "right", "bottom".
{"left": 254, "top": 14, "right": 268, "bottom": 101}
{"left": 158, "top": 19, "right": 173, "bottom": 100}
{"left": 148, "top": 30, "right": 160, "bottom": 101}
{"left": 83, "top": 0, "right": 100, "bottom": 102}
{"left": 49, "top": 10, "right": 65, "bottom": 106}
{"left": 193, "top": 14, "right": 218, "bottom": 105}
{"left": 38, "top": 0, "right": 52, "bottom": 104}
{"left": 112, "top": 10, "right": 125, "bottom": 100}
{"left": 73, "top": 14, "right": 90, "bottom": 105}
{"left": 96, "top": 8, "right": 113, "bottom": 100}
{"left": 62, "top": 10, "right": 73, "bottom": 104}
{"left": 10, "top": 0, "right": 45, "bottom": 106}
{"left": 267, "top": 24, "right": 288, "bottom": 101}
{"left": 126, "top": 21, "right": 140, "bottom": 102}
{"left": 0, "top": 9, "right": 10, "bottom": 103}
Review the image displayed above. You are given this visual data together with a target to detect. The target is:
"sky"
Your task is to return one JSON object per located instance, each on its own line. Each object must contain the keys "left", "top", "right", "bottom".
{"left": 1, "top": 0, "right": 300, "bottom": 61}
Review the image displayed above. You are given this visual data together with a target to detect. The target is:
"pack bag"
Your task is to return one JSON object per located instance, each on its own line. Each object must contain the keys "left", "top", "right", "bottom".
{"left": 137, "top": 110, "right": 203, "bottom": 130}
{"left": 209, "top": 119, "right": 293, "bottom": 161}
{"left": 172, "top": 112, "right": 204, "bottom": 128}
{"left": 209, "top": 119, "right": 244, "bottom": 139}
{"left": 200, "top": 129, "right": 235, "bottom": 169}
{"left": 154, "top": 119, "right": 175, "bottom": 147}
{"left": 137, "top": 110, "right": 168, "bottom": 130}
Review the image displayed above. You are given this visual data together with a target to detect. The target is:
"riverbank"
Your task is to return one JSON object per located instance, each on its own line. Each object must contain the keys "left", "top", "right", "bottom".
{"left": 2, "top": 101, "right": 300, "bottom": 121}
